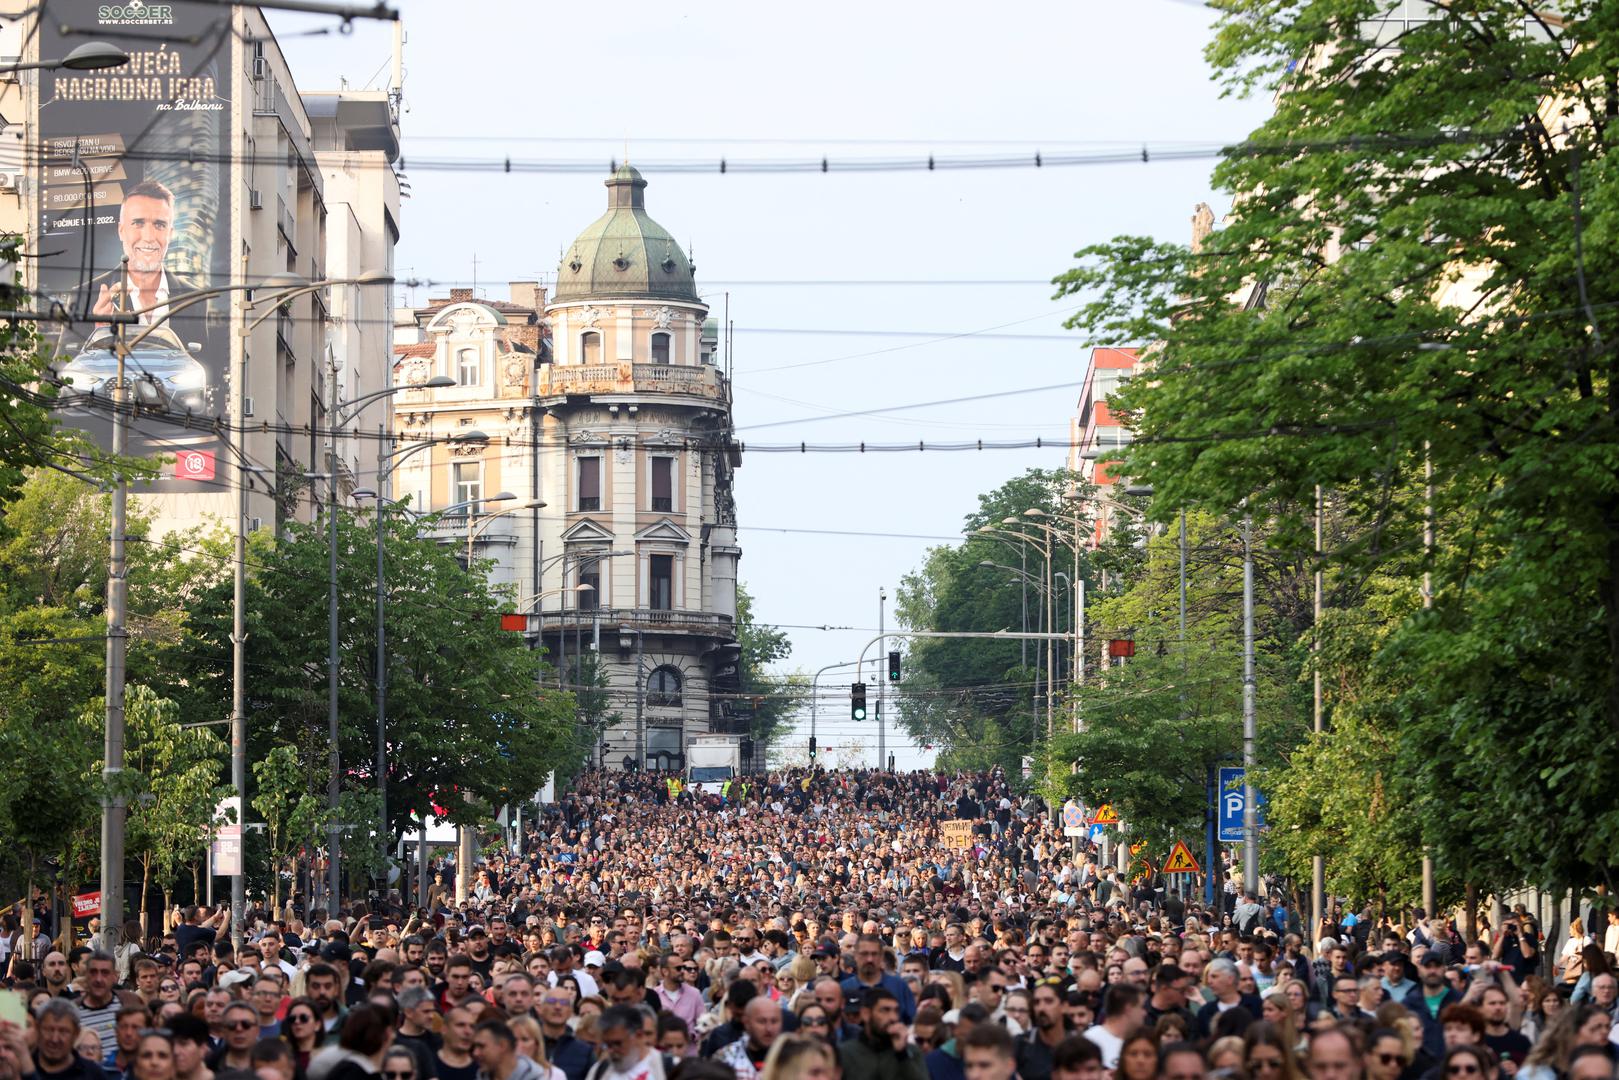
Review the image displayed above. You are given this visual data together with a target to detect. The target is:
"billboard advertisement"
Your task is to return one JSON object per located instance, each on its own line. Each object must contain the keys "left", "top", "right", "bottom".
{"left": 37, "top": 1, "right": 232, "bottom": 488}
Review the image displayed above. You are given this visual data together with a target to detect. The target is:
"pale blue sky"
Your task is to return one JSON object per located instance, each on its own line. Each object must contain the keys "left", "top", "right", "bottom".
{"left": 273, "top": 0, "right": 1273, "bottom": 770}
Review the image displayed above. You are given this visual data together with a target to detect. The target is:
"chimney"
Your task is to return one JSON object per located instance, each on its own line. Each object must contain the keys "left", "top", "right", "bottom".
{"left": 449, "top": 288, "right": 473, "bottom": 302}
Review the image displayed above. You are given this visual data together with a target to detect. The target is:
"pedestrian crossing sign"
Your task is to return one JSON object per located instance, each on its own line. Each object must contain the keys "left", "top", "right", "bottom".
{"left": 1162, "top": 839, "right": 1201, "bottom": 874}
{"left": 1090, "top": 803, "right": 1120, "bottom": 825}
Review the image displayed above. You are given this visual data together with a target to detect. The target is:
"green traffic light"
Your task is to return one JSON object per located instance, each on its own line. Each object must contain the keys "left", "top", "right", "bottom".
{"left": 853, "top": 706, "right": 867, "bottom": 720}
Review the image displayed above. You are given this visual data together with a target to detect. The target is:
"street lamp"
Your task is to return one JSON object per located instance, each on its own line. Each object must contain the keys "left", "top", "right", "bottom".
{"left": 94, "top": 268, "right": 392, "bottom": 952}
{"left": 451, "top": 496, "right": 543, "bottom": 903}
{"left": 2, "top": 41, "right": 129, "bottom": 72}
{"left": 348, "top": 427, "right": 486, "bottom": 885}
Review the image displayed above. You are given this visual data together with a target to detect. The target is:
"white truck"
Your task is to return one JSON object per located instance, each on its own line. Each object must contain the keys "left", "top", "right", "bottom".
{"left": 686, "top": 733, "right": 743, "bottom": 793}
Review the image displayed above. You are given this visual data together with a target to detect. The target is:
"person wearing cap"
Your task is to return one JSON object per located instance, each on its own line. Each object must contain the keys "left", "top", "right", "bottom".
{"left": 1403, "top": 945, "right": 1464, "bottom": 1060}
{"left": 465, "top": 929, "right": 495, "bottom": 982}
{"left": 547, "top": 948, "right": 598, "bottom": 999}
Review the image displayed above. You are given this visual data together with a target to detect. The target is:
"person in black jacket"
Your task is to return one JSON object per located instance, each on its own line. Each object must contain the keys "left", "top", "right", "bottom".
{"left": 1194, "top": 960, "right": 1262, "bottom": 1039}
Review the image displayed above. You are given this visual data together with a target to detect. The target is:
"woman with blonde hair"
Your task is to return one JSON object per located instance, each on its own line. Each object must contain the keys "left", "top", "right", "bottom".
{"left": 1206, "top": 1036, "right": 1245, "bottom": 1074}
{"left": 759, "top": 1034, "right": 836, "bottom": 1080}
{"left": 506, "top": 1016, "right": 565, "bottom": 1080}
{"left": 1519, "top": 1004, "right": 1612, "bottom": 1080}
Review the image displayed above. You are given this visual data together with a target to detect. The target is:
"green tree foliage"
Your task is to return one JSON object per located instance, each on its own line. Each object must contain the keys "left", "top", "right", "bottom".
{"left": 119, "top": 684, "right": 228, "bottom": 934}
{"left": 179, "top": 508, "right": 577, "bottom": 846}
{"left": 732, "top": 583, "right": 801, "bottom": 749}
{"left": 894, "top": 469, "right": 1085, "bottom": 772}
{"left": 1055, "top": 0, "right": 1619, "bottom": 896}
{"left": 251, "top": 746, "right": 325, "bottom": 912}
{"left": 1049, "top": 512, "right": 1309, "bottom": 852}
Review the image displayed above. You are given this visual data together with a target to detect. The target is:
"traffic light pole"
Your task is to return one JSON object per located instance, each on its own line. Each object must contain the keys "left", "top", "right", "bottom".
{"left": 877, "top": 588, "right": 886, "bottom": 771}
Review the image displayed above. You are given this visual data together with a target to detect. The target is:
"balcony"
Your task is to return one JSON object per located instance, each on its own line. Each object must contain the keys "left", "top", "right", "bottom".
{"left": 536, "top": 362, "right": 726, "bottom": 403}
{"left": 535, "top": 606, "right": 734, "bottom": 636}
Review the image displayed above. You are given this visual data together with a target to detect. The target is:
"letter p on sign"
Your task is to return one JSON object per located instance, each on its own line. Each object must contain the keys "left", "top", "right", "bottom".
{"left": 175, "top": 449, "right": 215, "bottom": 481}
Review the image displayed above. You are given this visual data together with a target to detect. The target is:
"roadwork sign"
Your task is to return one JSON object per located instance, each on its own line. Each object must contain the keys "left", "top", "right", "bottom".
{"left": 1162, "top": 839, "right": 1201, "bottom": 874}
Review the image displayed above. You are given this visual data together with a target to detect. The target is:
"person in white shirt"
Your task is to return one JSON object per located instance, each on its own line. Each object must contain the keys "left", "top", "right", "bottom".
{"left": 1083, "top": 984, "right": 1146, "bottom": 1070}
{"left": 584, "top": 1006, "right": 665, "bottom": 1080}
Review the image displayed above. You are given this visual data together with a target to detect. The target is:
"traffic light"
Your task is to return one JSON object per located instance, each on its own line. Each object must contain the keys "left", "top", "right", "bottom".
{"left": 888, "top": 650, "right": 902, "bottom": 682}
{"left": 808, "top": 736, "right": 817, "bottom": 760}
{"left": 851, "top": 682, "right": 867, "bottom": 721}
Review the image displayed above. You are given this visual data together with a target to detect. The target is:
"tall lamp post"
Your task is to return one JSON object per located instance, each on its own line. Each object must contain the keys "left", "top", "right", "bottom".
{"left": 452, "top": 497, "right": 545, "bottom": 903}
{"left": 95, "top": 268, "right": 392, "bottom": 947}
{"left": 349, "top": 427, "right": 490, "bottom": 882}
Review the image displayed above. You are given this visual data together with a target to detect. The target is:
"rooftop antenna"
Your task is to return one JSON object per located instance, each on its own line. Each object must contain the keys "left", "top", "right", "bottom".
{"left": 471, "top": 251, "right": 479, "bottom": 296}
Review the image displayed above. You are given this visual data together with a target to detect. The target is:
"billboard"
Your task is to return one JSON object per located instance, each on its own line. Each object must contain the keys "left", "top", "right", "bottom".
{"left": 37, "top": 1, "right": 231, "bottom": 488}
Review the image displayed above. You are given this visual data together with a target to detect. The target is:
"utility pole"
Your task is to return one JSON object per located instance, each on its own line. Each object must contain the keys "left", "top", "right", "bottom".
{"left": 1421, "top": 452, "right": 1436, "bottom": 916}
{"left": 1241, "top": 514, "right": 1258, "bottom": 896}
{"left": 325, "top": 357, "right": 342, "bottom": 912}
{"left": 374, "top": 425, "right": 388, "bottom": 882}
{"left": 229, "top": 250, "right": 249, "bottom": 951}
{"left": 1312, "top": 487, "right": 1325, "bottom": 941}
{"left": 877, "top": 588, "right": 887, "bottom": 771}
{"left": 98, "top": 259, "right": 130, "bottom": 953}
{"left": 635, "top": 629, "right": 645, "bottom": 769}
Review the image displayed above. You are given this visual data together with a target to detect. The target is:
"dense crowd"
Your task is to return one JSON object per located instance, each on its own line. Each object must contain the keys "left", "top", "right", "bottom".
{"left": 2, "top": 767, "right": 1616, "bottom": 1080}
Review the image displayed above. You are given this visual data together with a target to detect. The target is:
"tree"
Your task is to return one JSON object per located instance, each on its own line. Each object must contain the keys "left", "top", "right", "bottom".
{"left": 731, "top": 583, "right": 802, "bottom": 751}
{"left": 119, "top": 685, "right": 228, "bottom": 935}
{"left": 1054, "top": 0, "right": 1619, "bottom": 897}
{"left": 251, "top": 746, "right": 324, "bottom": 915}
{"left": 179, "top": 508, "right": 578, "bottom": 849}
{"left": 893, "top": 468, "right": 1087, "bottom": 772}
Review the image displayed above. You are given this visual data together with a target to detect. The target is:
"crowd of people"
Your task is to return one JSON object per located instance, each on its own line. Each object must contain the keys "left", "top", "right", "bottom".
{"left": 1, "top": 767, "right": 1614, "bottom": 1080}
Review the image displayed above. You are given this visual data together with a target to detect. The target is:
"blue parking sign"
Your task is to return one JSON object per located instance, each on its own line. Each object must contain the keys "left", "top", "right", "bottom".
{"left": 1217, "top": 766, "right": 1266, "bottom": 842}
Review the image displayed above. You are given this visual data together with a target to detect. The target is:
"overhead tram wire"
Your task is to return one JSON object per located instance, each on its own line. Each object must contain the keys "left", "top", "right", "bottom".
{"left": 4, "top": 126, "right": 1541, "bottom": 178}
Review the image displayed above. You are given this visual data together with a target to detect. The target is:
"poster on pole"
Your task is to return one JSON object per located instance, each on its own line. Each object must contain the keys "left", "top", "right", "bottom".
{"left": 940, "top": 820, "right": 974, "bottom": 850}
{"left": 211, "top": 794, "right": 241, "bottom": 877}
{"left": 37, "top": 1, "right": 233, "bottom": 487}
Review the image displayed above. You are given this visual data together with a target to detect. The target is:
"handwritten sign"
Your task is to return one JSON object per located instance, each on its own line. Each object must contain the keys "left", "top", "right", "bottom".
{"left": 941, "top": 819, "right": 974, "bottom": 850}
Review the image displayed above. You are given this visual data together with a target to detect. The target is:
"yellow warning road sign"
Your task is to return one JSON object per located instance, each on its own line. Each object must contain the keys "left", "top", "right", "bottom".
{"left": 1162, "top": 839, "right": 1201, "bottom": 874}
{"left": 1090, "top": 803, "right": 1120, "bottom": 825}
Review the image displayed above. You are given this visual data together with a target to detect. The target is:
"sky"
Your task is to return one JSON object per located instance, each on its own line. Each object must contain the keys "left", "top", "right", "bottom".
{"left": 271, "top": 0, "right": 1274, "bottom": 771}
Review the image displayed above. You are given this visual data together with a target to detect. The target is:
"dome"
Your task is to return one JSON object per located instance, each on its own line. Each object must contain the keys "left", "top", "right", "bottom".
{"left": 554, "top": 165, "right": 699, "bottom": 303}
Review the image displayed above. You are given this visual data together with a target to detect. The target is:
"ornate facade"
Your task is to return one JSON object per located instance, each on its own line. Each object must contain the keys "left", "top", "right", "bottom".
{"left": 391, "top": 166, "right": 746, "bottom": 771}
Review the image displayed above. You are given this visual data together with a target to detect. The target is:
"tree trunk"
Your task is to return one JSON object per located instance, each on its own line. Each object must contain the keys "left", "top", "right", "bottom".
{"left": 22, "top": 855, "right": 34, "bottom": 962}
{"left": 161, "top": 888, "right": 172, "bottom": 934}
{"left": 191, "top": 860, "right": 200, "bottom": 908}
{"left": 1465, "top": 882, "right": 1479, "bottom": 944}
{"left": 139, "top": 853, "right": 152, "bottom": 940}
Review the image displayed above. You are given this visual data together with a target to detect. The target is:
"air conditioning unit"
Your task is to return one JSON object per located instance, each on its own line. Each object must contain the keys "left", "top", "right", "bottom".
{"left": 0, "top": 172, "right": 20, "bottom": 194}
{"left": 249, "top": 189, "right": 263, "bottom": 210}
{"left": 0, "top": 60, "right": 19, "bottom": 84}
{"left": 243, "top": 396, "right": 255, "bottom": 418}
{"left": 252, "top": 55, "right": 268, "bottom": 81}
{"left": 248, "top": 517, "right": 263, "bottom": 533}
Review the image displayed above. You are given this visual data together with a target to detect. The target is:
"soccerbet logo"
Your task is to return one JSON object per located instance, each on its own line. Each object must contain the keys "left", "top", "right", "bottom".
{"left": 98, "top": 1, "right": 175, "bottom": 25}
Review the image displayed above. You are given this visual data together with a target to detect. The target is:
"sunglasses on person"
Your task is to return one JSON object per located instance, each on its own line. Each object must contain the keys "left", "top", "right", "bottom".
{"left": 801, "top": 1015, "right": 829, "bottom": 1026}
{"left": 1447, "top": 1068, "right": 1480, "bottom": 1077}
{"left": 226, "top": 1020, "right": 256, "bottom": 1031}
{"left": 290, "top": 1013, "right": 317, "bottom": 1025}
{"left": 1376, "top": 1054, "right": 1403, "bottom": 1066}
{"left": 160, "top": 983, "right": 179, "bottom": 992}
{"left": 1249, "top": 1060, "right": 1283, "bottom": 1072}
{"left": 384, "top": 1071, "right": 415, "bottom": 1080}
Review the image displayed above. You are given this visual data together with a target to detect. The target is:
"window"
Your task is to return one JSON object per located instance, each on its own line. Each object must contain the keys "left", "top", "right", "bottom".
{"left": 651, "top": 456, "right": 673, "bottom": 513}
{"left": 452, "top": 461, "right": 482, "bottom": 516}
{"left": 577, "top": 456, "right": 600, "bottom": 512}
{"left": 649, "top": 554, "right": 674, "bottom": 610}
{"left": 581, "top": 331, "right": 601, "bottom": 365}
{"left": 650, "top": 332, "right": 671, "bottom": 365}
{"left": 456, "top": 347, "right": 481, "bottom": 387}
{"left": 647, "top": 665, "right": 682, "bottom": 707}
{"left": 577, "top": 557, "right": 601, "bottom": 611}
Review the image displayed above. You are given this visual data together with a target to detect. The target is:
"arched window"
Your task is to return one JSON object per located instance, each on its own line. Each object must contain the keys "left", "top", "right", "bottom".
{"left": 581, "top": 331, "right": 602, "bottom": 365}
{"left": 456, "top": 347, "right": 481, "bottom": 387}
{"left": 650, "top": 332, "right": 671, "bottom": 364}
{"left": 647, "top": 665, "right": 682, "bottom": 707}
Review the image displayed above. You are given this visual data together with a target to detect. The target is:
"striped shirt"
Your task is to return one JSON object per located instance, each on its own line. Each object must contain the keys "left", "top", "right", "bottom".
{"left": 76, "top": 996, "right": 120, "bottom": 1059}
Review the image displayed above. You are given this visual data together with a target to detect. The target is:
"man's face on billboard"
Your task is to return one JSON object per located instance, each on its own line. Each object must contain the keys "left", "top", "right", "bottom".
{"left": 119, "top": 194, "right": 173, "bottom": 273}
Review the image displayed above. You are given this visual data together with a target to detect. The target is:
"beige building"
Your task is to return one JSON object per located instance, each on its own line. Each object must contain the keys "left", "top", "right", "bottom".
{"left": 0, "top": 4, "right": 401, "bottom": 535}
{"left": 391, "top": 166, "right": 748, "bottom": 771}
